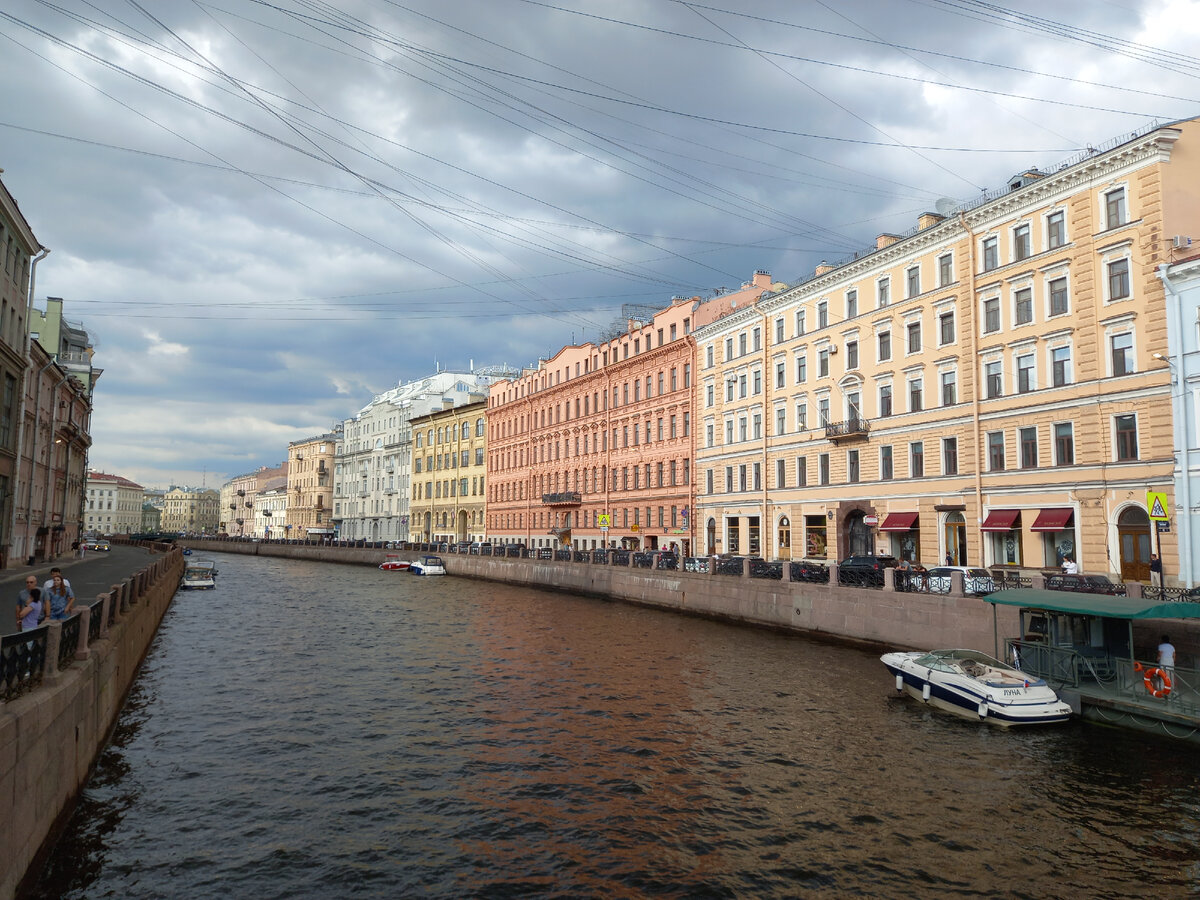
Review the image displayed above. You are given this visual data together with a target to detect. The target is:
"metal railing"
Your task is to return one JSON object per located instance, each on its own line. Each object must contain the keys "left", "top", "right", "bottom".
{"left": 1, "top": 625, "right": 48, "bottom": 702}
{"left": 1143, "top": 586, "right": 1193, "bottom": 603}
{"left": 88, "top": 598, "right": 104, "bottom": 643}
{"left": 632, "top": 552, "right": 654, "bottom": 569}
{"left": 684, "top": 557, "right": 711, "bottom": 574}
{"left": 749, "top": 560, "right": 782, "bottom": 580}
{"left": 789, "top": 562, "right": 829, "bottom": 583}
{"left": 57, "top": 613, "right": 81, "bottom": 669}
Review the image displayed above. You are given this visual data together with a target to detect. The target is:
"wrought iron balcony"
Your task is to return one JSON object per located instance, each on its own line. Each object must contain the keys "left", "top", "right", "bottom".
{"left": 236, "top": 489, "right": 245, "bottom": 496}
{"left": 825, "top": 417, "right": 871, "bottom": 443}
{"left": 542, "top": 491, "right": 582, "bottom": 506}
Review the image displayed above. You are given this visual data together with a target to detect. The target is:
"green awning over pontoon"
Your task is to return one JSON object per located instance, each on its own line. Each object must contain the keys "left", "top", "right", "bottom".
{"left": 984, "top": 588, "right": 1200, "bottom": 620}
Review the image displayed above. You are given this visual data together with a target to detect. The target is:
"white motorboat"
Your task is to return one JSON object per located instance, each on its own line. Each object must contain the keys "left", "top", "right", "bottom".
{"left": 180, "top": 559, "right": 217, "bottom": 590}
{"left": 880, "top": 648, "right": 1072, "bottom": 727}
{"left": 409, "top": 555, "right": 446, "bottom": 576}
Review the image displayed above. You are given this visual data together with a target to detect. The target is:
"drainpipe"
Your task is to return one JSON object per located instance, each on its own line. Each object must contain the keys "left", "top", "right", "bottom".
{"left": 959, "top": 212, "right": 986, "bottom": 566}
{"left": 1157, "top": 264, "right": 1192, "bottom": 586}
{"left": 761, "top": 308, "right": 771, "bottom": 560}
{"left": 9, "top": 247, "right": 49, "bottom": 564}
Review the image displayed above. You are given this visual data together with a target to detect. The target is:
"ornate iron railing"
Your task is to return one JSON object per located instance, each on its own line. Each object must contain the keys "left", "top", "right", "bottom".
{"left": 1, "top": 625, "right": 47, "bottom": 702}
{"left": 57, "top": 613, "right": 81, "bottom": 669}
{"left": 824, "top": 417, "right": 870, "bottom": 442}
{"left": 789, "top": 562, "right": 829, "bottom": 583}
{"left": 749, "top": 560, "right": 783, "bottom": 580}
{"left": 684, "top": 557, "right": 711, "bottom": 574}
{"left": 89, "top": 598, "right": 104, "bottom": 642}
{"left": 632, "top": 552, "right": 654, "bottom": 568}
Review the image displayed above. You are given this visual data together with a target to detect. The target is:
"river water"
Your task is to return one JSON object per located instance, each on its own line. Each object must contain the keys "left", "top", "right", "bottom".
{"left": 24, "top": 552, "right": 1200, "bottom": 898}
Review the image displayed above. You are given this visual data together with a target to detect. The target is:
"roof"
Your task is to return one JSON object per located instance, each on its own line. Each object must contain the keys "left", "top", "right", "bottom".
{"left": 984, "top": 588, "right": 1200, "bottom": 620}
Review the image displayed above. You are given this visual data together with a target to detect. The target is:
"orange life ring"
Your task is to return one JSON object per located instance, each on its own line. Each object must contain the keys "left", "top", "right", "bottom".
{"left": 1143, "top": 667, "right": 1172, "bottom": 698}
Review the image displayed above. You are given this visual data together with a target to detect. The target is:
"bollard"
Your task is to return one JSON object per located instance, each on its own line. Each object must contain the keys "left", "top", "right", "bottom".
{"left": 950, "top": 571, "right": 966, "bottom": 597}
{"left": 1030, "top": 573, "right": 1046, "bottom": 590}
{"left": 742, "top": 557, "right": 751, "bottom": 578}
{"left": 884, "top": 568, "right": 896, "bottom": 591}
{"left": 782, "top": 560, "right": 792, "bottom": 583}
{"left": 44, "top": 620, "right": 62, "bottom": 680}
{"left": 99, "top": 593, "right": 112, "bottom": 635}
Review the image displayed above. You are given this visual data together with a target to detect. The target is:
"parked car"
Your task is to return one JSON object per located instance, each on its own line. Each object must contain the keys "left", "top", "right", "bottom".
{"left": 837, "top": 554, "right": 899, "bottom": 586}
{"left": 1045, "top": 573, "right": 1127, "bottom": 596}
{"left": 925, "top": 566, "right": 994, "bottom": 595}
{"left": 791, "top": 559, "right": 831, "bottom": 583}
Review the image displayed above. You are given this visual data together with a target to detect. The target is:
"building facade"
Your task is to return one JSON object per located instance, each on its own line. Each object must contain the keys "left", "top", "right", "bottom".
{"left": 334, "top": 370, "right": 510, "bottom": 543}
{"left": 84, "top": 471, "right": 144, "bottom": 535}
{"left": 694, "top": 119, "right": 1200, "bottom": 581}
{"left": 255, "top": 488, "right": 287, "bottom": 538}
{"left": 408, "top": 400, "right": 487, "bottom": 543}
{"left": 486, "top": 273, "right": 780, "bottom": 552}
{"left": 161, "top": 487, "right": 220, "bottom": 535}
{"left": 286, "top": 434, "right": 336, "bottom": 539}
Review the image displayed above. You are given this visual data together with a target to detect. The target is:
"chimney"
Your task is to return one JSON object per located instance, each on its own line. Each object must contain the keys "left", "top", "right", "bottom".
{"left": 876, "top": 233, "right": 901, "bottom": 250}
{"left": 815, "top": 261, "right": 835, "bottom": 277}
{"left": 751, "top": 270, "right": 772, "bottom": 289}
{"left": 917, "top": 212, "right": 944, "bottom": 230}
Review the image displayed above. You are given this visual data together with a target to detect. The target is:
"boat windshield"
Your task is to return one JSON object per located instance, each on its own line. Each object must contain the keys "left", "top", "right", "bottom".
{"left": 912, "top": 649, "right": 1006, "bottom": 671}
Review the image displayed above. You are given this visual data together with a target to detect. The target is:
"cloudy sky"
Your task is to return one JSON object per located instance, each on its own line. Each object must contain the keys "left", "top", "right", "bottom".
{"left": 2, "top": 0, "right": 1198, "bottom": 489}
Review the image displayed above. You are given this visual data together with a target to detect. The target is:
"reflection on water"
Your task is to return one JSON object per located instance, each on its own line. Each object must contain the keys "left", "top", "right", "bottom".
{"left": 25, "top": 553, "right": 1200, "bottom": 898}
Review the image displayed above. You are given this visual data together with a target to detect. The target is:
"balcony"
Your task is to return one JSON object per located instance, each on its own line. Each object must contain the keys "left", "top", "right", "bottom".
{"left": 542, "top": 492, "right": 582, "bottom": 506}
{"left": 825, "top": 417, "right": 871, "bottom": 444}
{"left": 236, "top": 489, "right": 245, "bottom": 496}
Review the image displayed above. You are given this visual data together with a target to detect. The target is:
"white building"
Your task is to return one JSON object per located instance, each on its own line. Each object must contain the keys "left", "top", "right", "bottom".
{"left": 84, "top": 471, "right": 144, "bottom": 536}
{"left": 254, "top": 488, "right": 287, "bottom": 539}
{"left": 333, "top": 369, "right": 513, "bottom": 542}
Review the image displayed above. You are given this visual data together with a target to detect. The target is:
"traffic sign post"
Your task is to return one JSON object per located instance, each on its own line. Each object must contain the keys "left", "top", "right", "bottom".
{"left": 1147, "top": 491, "right": 1171, "bottom": 588}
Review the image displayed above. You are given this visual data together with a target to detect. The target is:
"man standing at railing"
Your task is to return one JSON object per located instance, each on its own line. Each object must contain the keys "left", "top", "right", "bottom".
{"left": 1150, "top": 554, "right": 1163, "bottom": 589}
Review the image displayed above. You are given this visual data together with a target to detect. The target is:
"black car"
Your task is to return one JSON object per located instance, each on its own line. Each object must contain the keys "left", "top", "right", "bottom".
{"left": 1045, "top": 573, "right": 1127, "bottom": 596}
{"left": 791, "top": 559, "right": 831, "bottom": 583}
{"left": 837, "top": 554, "right": 900, "bottom": 587}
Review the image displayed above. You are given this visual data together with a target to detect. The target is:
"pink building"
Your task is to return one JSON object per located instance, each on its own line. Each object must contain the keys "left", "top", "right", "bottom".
{"left": 486, "top": 272, "right": 782, "bottom": 553}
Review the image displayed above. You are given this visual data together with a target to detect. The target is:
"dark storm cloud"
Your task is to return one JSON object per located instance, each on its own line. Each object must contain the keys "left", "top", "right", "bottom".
{"left": 0, "top": 0, "right": 1194, "bottom": 486}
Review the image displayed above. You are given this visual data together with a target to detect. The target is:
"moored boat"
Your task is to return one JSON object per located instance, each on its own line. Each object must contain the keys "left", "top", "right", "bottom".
{"left": 380, "top": 556, "right": 411, "bottom": 571}
{"left": 881, "top": 648, "right": 1072, "bottom": 727}
{"left": 409, "top": 555, "right": 446, "bottom": 576}
{"left": 180, "top": 559, "right": 217, "bottom": 590}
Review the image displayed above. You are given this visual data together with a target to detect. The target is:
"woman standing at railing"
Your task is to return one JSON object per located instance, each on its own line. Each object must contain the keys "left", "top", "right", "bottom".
{"left": 18, "top": 588, "right": 43, "bottom": 632}
{"left": 45, "top": 572, "right": 75, "bottom": 622}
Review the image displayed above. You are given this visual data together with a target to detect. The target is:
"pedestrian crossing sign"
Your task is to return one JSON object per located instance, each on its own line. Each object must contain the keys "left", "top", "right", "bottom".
{"left": 1147, "top": 491, "right": 1170, "bottom": 521}
{"left": 598, "top": 514, "right": 611, "bottom": 527}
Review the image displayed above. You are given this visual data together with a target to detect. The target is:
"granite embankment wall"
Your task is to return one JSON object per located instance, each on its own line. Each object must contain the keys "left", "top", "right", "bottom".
{"left": 1, "top": 548, "right": 184, "bottom": 900}
{"left": 184, "top": 540, "right": 1019, "bottom": 653}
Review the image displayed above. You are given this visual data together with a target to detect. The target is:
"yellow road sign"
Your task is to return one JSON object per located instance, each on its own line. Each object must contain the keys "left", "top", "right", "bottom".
{"left": 1147, "top": 491, "right": 1170, "bottom": 521}
{"left": 598, "top": 514, "right": 611, "bottom": 527}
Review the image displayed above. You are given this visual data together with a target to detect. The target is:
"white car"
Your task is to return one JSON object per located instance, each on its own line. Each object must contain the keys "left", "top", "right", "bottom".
{"left": 925, "top": 566, "right": 995, "bottom": 595}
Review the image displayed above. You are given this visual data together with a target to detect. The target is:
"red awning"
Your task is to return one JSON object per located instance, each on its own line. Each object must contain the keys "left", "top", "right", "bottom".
{"left": 1030, "top": 508, "right": 1074, "bottom": 532}
{"left": 879, "top": 512, "right": 919, "bottom": 532}
{"left": 981, "top": 509, "right": 1021, "bottom": 532}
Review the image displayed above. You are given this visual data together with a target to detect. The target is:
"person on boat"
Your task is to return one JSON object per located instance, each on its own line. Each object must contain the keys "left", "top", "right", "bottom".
{"left": 44, "top": 571, "right": 75, "bottom": 621}
{"left": 17, "top": 587, "right": 43, "bottom": 632}
{"left": 1158, "top": 635, "right": 1176, "bottom": 678}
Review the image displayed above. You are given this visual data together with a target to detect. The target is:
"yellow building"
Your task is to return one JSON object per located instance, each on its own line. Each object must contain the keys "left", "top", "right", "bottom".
{"left": 286, "top": 434, "right": 335, "bottom": 540}
{"left": 694, "top": 118, "right": 1200, "bottom": 581}
{"left": 161, "top": 487, "right": 219, "bottom": 535}
{"left": 409, "top": 400, "right": 487, "bottom": 543}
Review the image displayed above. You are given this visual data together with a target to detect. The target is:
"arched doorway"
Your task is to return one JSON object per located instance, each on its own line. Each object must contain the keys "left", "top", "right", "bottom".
{"left": 846, "top": 510, "right": 871, "bottom": 556}
{"left": 944, "top": 512, "right": 967, "bottom": 566}
{"left": 706, "top": 517, "right": 717, "bottom": 555}
{"left": 778, "top": 516, "right": 792, "bottom": 560}
{"left": 1118, "top": 506, "right": 1152, "bottom": 582}
{"left": 457, "top": 509, "right": 468, "bottom": 541}
{"left": 423, "top": 511, "right": 432, "bottom": 540}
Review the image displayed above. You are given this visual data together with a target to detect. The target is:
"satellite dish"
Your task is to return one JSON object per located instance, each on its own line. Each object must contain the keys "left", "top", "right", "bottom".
{"left": 935, "top": 197, "right": 958, "bottom": 217}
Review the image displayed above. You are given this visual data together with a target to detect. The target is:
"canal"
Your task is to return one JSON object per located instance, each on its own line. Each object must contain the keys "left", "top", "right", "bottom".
{"left": 25, "top": 552, "right": 1200, "bottom": 898}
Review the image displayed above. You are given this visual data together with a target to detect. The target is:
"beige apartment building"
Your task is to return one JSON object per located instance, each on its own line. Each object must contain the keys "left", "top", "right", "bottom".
{"left": 286, "top": 434, "right": 335, "bottom": 539}
{"left": 409, "top": 400, "right": 487, "bottom": 543}
{"left": 84, "top": 471, "right": 144, "bottom": 535}
{"left": 161, "top": 487, "right": 219, "bottom": 534}
{"left": 695, "top": 119, "right": 1200, "bottom": 581}
{"left": 487, "top": 273, "right": 782, "bottom": 552}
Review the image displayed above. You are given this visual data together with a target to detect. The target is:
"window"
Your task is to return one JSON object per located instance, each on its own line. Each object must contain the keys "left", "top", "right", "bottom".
{"left": 1108, "top": 258, "right": 1130, "bottom": 300}
{"left": 908, "top": 378, "right": 923, "bottom": 412}
{"left": 725, "top": 379, "right": 734, "bottom": 402}
{"left": 906, "top": 321, "right": 921, "bottom": 354}
{"left": 985, "top": 360, "right": 1003, "bottom": 399}
{"left": 796, "top": 354, "right": 808, "bottom": 384}
{"left": 738, "top": 373, "right": 747, "bottom": 398}
{"left": 797, "top": 456, "right": 808, "bottom": 486}
{"left": 706, "top": 384, "right": 714, "bottom": 407}
{"left": 1013, "top": 224, "right": 1031, "bottom": 261}
{"left": 818, "top": 348, "right": 830, "bottom": 378}
{"left": 939, "top": 311, "right": 955, "bottom": 345}
{"left": 879, "top": 384, "right": 893, "bottom": 417}
{"left": 796, "top": 310, "right": 806, "bottom": 336}
{"left": 1049, "top": 277, "right": 1069, "bottom": 316}
{"left": 942, "top": 437, "right": 958, "bottom": 475}
{"left": 752, "top": 326, "right": 761, "bottom": 351}
{"left": 877, "top": 277, "right": 890, "bottom": 308}
{"left": 775, "top": 361, "right": 785, "bottom": 389}
{"left": 1020, "top": 426, "right": 1038, "bottom": 468}
{"left": 752, "top": 370, "right": 762, "bottom": 395}
{"left": 738, "top": 333, "right": 747, "bottom": 356}
{"left": 776, "top": 458, "right": 786, "bottom": 488}
{"left": 706, "top": 345, "right": 714, "bottom": 368}
{"left": 1014, "top": 287, "right": 1033, "bottom": 325}
{"left": 983, "top": 236, "right": 999, "bottom": 271}
{"left": 1105, "top": 187, "right": 1127, "bottom": 228}
{"left": 1111, "top": 332, "right": 1134, "bottom": 375}
{"left": 1054, "top": 422, "right": 1074, "bottom": 466}
{"left": 775, "top": 318, "right": 784, "bottom": 343}
{"left": 938, "top": 253, "right": 953, "bottom": 286}
{"left": 819, "top": 453, "right": 830, "bottom": 485}
{"left": 1115, "top": 415, "right": 1138, "bottom": 460}
{"left": 1052, "top": 346, "right": 1071, "bottom": 386}
{"left": 706, "top": 422, "right": 714, "bottom": 447}
{"left": 941, "top": 370, "right": 956, "bottom": 406}
{"left": 752, "top": 413, "right": 762, "bottom": 440}
{"left": 1047, "top": 211, "right": 1066, "bottom": 249}
{"left": 987, "top": 432, "right": 1005, "bottom": 471}
{"left": 880, "top": 445, "right": 893, "bottom": 480}
{"left": 1017, "top": 353, "right": 1035, "bottom": 393}
{"left": 706, "top": 469, "right": 714, "bottom": 494}
{"left": 796, "top": 401, "right": 807, "bottom": 429}
{"left": 724, "top": 337, "right": 733, "bottom": 362}
{"left": 983, "top": 297, "right": 1000, "bottom": 333}
{"left": 817, "top": 301, "right": 829, "bottom": 329}
{"left": 846, "top": 290, "right": 858, "bottom": 318}
{"left": 910, "top": 442, "right": 924, "bottom": 478}
{"left": 818, "top": 398, "right": 830, "bottom": 426}
{"left": 846, "top": 340, "right": 858, "bottom": 369}
{"left": 878, "top": 330, "right": 891, "bottom": 362}
{"left": 906, "top": 266, "right": 920, "bottom": 298}
{"left": 775, "top": 407, "right": 786, "bottom": 435}
{"left": 848, "top": 450, "right": 860, "bottom": 483}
